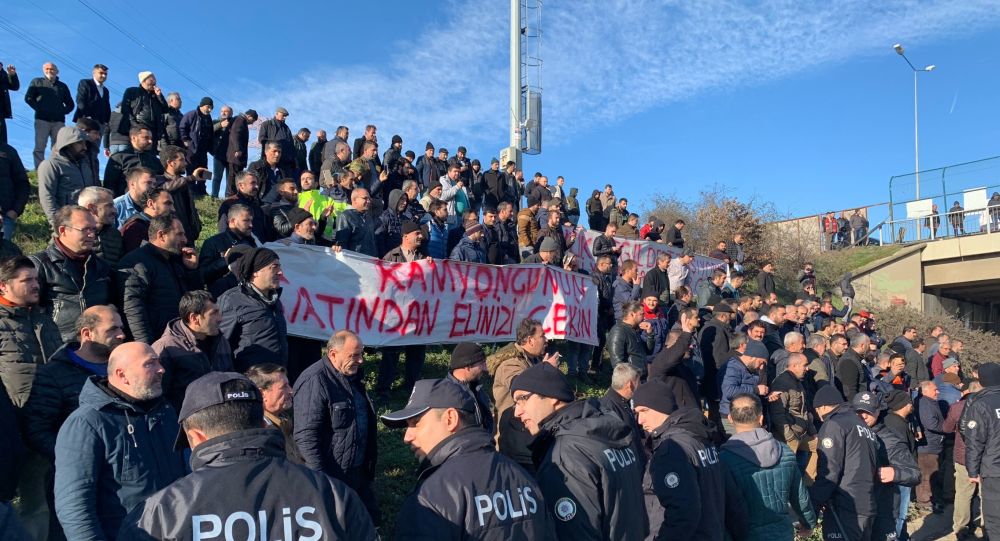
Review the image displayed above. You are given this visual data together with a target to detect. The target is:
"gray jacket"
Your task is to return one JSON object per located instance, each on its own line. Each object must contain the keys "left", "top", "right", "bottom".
{"left": 37, "top": 127, "right": 100, "bottom": 222}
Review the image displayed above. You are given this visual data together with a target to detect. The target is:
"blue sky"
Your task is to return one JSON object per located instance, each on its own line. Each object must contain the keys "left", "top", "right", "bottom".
{"left": 3, "top": 0, "right": 1000, "bottom": 222}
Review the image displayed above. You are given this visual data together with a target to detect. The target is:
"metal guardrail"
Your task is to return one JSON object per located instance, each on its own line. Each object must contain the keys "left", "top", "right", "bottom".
{"left": 876, "top": 206, "right": 1000, "bottom": 245}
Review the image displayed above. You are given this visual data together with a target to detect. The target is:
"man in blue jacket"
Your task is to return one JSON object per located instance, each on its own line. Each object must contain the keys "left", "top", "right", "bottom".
{"left": 719, "top": 340, "right": 770, "bottom": 434}
{"left": 54, "top": 342, "right": 186, "bottom": 541}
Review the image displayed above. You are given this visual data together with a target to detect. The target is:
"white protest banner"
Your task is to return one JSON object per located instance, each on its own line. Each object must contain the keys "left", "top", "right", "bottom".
{"left": 565, "top": 228, "right": 727, "bottom": 291}
{"left": 268, "top": 243, "right": 599, "bottom": 346}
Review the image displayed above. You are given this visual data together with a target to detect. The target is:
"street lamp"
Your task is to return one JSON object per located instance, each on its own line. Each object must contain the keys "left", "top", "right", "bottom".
{"left": 893, "top": 43, "right": 935, "bottom": 199}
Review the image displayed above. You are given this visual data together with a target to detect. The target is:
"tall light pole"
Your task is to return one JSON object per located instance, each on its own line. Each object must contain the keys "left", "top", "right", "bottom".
{"left": 893, "top": 43, "right": 935, "bottom": 199}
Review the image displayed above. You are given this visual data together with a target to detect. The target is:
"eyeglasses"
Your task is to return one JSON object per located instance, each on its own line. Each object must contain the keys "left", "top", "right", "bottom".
{"left": 512, "top": 392, "right": 535, "bottom": 405}
{"left": 65, "top": 225, "right": 98, "bottom": 236}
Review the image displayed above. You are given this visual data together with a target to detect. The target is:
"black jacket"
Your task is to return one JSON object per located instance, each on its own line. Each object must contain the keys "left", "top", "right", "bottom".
{"left": 916, "top": 394, "right": 947, "bottom": 454}
{"left": 0, "top": 143, "right": 29, "bottom": 217}
{"left": 119, "top": 242, "right": 203, "bottom": 343}
{"left": 226, "top": 114, "right": 250, "bottom": 167}
{"left": 642, "top": 266, "right": 670, "bottom": 302}
{"left": 258, "top": 119, "right": 295, "bottom": 166}
{"left": 73, "top": 79, "right": 110, "bottom": 124}
{"left": 835, "top": 349, "right": 869, "bottom": 402}
{"left": 24, "top": 76, "right": 74, "bottom": 121}
{"left": 644, "top": 407, "right": 746, "bottom": 541}
{"left": 530, "top": 399, "right": 648, "bottom": 541}
{"left": 699, "top": 318, "right": 732, "bottom": 401}
{"left": 30, "top": 242, "right": 113, "bottom": 341}
{"left": 247, "top": 159, "right": 293, "bottom": 205}
{"left": 0, "top": 380, "right": 22, "bottom": 501}
{"left": 447, "top": 372, "right": 494, "bottom": 436}
{"left": 292, "top": 358, "right": 377, "bottom": 483}
{"left": 962, "top": 386, "right": 1000, "bottom": 478}
{"left": 0, "top": 68, "right": 19, "bottom": 119}
{"left": 600, "top": 388, "right": 647, "bottom": 471}
{"left": 218, "top": 283, "right": 288, "bottom": 371}
{"left": 197, "top": 230, "right": 257, "bottom": 290}
{"left": 210, "top": 117, "right": 230, "bottom": 159}
{"left": 335, "top": 208, "right": 377, "bottom": 257}
{"left": 648, "top": 331, "right": 701, "bottom": 408}
{"left": 103, "top": 148, "right": 164, "bottom": 197}
{"left": 119, "top": 86, "right": 168, "bottom": 145}
{"left": 20, "top": 343, "right": 96, "bottom": 461}
{"left": 117, "top": 429, "right": 377, "bottom": 541}
{"left": 218, "top": 193, "right": 269, "bottom": 241}
{"left": 161, "top": 106, "right": 183, "bottom": 149}
{"left": 606, "top": 322, "right": 653, "bottom": 379}
{"left": 308, "top": 140, "right": 326, "bottom": 174}
{"left": 872, "top": 420, "right": 921, "bottom": 540}
{"left": 756, "top": 272, "right": 775, "bottom": 298}
{"left": 394, "top": 428, "right": 554, "bottom": 540}
{"left": 809, "top": 403, "right": 879, "bottom": 517}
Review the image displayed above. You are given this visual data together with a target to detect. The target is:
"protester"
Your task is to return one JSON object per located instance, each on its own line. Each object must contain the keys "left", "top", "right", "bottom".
{"left": 944, "top": 380, "right": 984, "bottom": 540}
{"left": 335, "top": 188, "right": 378, "bottom": 257}
{"left": 209, "top": 105, "right": 233, "bottom": 198}
{"left": 245, "top": 363, "right": 304, "bottom": 464}
{"left": 54, "top": 342, "right": 186, "bottom": 541}
{"left": 293, "top": 330, "right": 379, "bottom": 522}
{"left": 224, "top": 109, "right": 258, "bottom": 193}
{"left": 768, "top": 352, "right": 818, "bottom": 482}
{"left": 25, "top": 63, "right": 75, "bottom": 168}
{"left": 119, "top": 186, "right": 174, "bottom": 253}
{"left": 446, "top": 343, "right": 494, "bottom": 435}
{"left": 512, "top": 363, "right": 648, "bottom": 540}
{"left": 915, "top": 380, "right": 948, "bottom": 514}
{"left": 606, "top": 301, "right": 654, "bottom": 379}
{"left": 156, "top": 145, "right": 205, "bottom": 243}
{"left": 218, "top": 247, "right": 288, "bottom": 371}
{"left": 218, "top": 171, "right": 269, "bottom": 239}
{"left": 119, "top": 371, "right": 375, "bottom": 540}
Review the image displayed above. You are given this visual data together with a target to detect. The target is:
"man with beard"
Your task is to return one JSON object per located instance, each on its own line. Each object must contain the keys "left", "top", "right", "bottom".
{"left": 118, "top": 214, "right": 202, "bottom": 344}
{"left": 250, "top": 142, "right": 293, "bottom": 204}
{"left": 308, "top": 129, "right": 327, "bottom": 176}
{"left": 512, "top": 363, "right": 648, "bottom": 540}
{"left": 375, "top": 189, "right": 408, "bottom": 257}
{"left": 335, "top": 188, "right": 378, "bottom": 257}
{"left": 54, "top": 342, "right": 186, "bottom": 540}
{"left": 37, "top": 126, "right": 100, "bottom": 223}
{"left": 78, "top": 186, "right": 124, "bottom": 268}
{"left": 218, "top": 171, "right": 268, "bottom": 240}
{"left": 265, "top": 178, "right": 300, "bottom": 240}
{"left": 103, "top": 126, "right": 164, "bottom": 198}
{"left": 446, "top": 343, "right": 494, "bottom": 435}
{"left": 218, "top": 248, "right": 288, "bottom": 371}
{"left": 257, "top": 107, "right": 295, "bottom": 170}
{"left": 153, "top": 290, "right": 233, "bottom": 413}
{"left": 209, "top": 104, "right": 233, "bottom": 199}
{"left": 199, "top": 204, "right": 258, "bottom": 295}
{"left": 157, "top": 145, "right": 205, "bottom": 244}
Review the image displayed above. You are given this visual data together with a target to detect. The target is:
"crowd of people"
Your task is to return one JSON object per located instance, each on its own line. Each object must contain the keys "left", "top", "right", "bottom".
{"left": 1, "top": 60, "right": 999, "bottom": 541}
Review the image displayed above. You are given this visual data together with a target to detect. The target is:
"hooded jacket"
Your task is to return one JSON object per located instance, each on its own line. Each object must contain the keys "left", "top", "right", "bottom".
{"left": 809, "top": 403, "right": 879, "bottom": 517}
{"left": 0, "top": 301, "right": 62, "bottom": 407}
{"left": 55, "top": 377, "right": 186, "bottom": 541}
{"left": 532, "top": 399, "right": 648, "bottom": 541}
{"left": 21, "top": 342, "right": 101, "bottom": 460}
{"left": 375, "top": 189, "right": 406, "bottom": 257}
{"left": 644, "top": 406, "right": 746, "bottom": 541}
{"left": 152, "top": 318, "right": 234, "bottom": 412}
{"left": 117, "top": 429, "right": 376, "bottom": 541}
{"left": 30, "top": 241, "right": 113, "bottom": 340}
{"left": 720, "top": 427, "right": 816, "bottom": 541}
{"left": 37, "top": 126, "right": 101, "bottom": 222}
{"left": 218, "top": 283, "right": 288, "bottom": 371}
{"left": 119, "top": 242, "right": 204, "bottom": 344}
{"left": 394, "top": 428, "right": 554, "bottom": 540}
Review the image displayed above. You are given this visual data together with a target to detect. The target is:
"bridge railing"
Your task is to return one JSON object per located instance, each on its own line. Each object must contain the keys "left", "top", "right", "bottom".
{"left": 876, "top": 205, "right": 1000, "bottom": 244}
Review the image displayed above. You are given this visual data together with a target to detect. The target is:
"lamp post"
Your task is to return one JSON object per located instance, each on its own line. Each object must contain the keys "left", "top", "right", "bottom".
{"left": 893, "top": 43, "right": 935, "bottom": 200}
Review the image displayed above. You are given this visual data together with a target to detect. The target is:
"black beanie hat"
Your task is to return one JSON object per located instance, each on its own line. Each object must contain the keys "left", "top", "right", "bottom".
{"left": 286, "top": 207, "right": 312, "bottom": 228}
{"left": 979, "top": 363, "right": 1000, "bottom": 387}
{"left": 813, "top": 385, "right": 845, "bottom": 409}
{"left": 391, "top": 134, "right": 402, "bottom": 145}
{"left": 632, "top": 380, "right": 677, "bottom": 414}
{"left": 510, "top": 363, "right": 574, "bottom": 403}
{"left": 234, "top": 248, "right": 279, "bottom": 283}
{"left": 401, "top": 221, "right": 421, "bottom": 236}
{"left": 425, "top": 141, "right": 434, "bottom": 151}
{"left": 450, "top": 343, "right": 486, "bottom": 370}
{"left": 199, "top": 97, "right": 214, "bottom": 108}
{"left": 886, "top": 390, "right": 912, "bottom": 412}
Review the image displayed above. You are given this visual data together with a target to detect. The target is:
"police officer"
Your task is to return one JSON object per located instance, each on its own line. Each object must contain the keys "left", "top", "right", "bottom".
{"left": 381, "top": 378, "right": 554, "bottom": 539}
{"left": 118, "top": 372, "right": 376, "bottom": 540}
{"left": 633, "top": 380, "right": 747, "bottom": 541}
{"left": 853, "top": 391, "right": 920, "bottom": 541}
{"left": 511, "top": 363, "right": 648, "bottom": 540}
{"left": 447, "top": 343, "right": 494, "bottom": 435}
{"left": 810, "top": 385, "right": 879, "bottom": 541}
{"left": 962, "top": 363, "right": 1000, "bottom": 537}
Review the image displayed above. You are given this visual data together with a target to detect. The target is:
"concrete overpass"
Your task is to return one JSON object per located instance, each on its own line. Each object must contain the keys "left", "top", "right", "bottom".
{"left": 851, "top": 233, "right": 1000, "bottom": 332}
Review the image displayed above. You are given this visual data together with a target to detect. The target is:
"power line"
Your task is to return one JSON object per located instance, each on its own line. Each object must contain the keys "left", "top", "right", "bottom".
{"left": 76, "top": 0, "right": 222, "bottom": 104}
{"left": 25, "top": 0, "right": 143, "bottom": 77}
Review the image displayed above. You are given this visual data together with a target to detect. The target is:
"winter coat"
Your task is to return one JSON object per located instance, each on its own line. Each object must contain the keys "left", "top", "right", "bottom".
{"left": 217, "top": 193, "right": 268, "bottom": 240}
{"left": 156, "top": 174, "right": 201, "bottom": 246}
{"left": 699, "top": 318, "right": 732, "bottom": 401}
{"left": 21, "top": 343, "right": 99, "bottom": 461}
{"left": 73, "top": 79, "right": 110, "bottom": 124}
{"left": 24, "top": 76, "right": 74, "bottom": 121}
{"left": 592, "top": 233, "right": 618, "bottom": 266}
{"left": 871, "top": 421, "right": 921, "bottom": 541}
{"left": 103, "top": 147, "right": 165, "bottom": 198}
{"left": 532, "top": 399, "right": 648, "bottom": 541}
{"left": 450, "top": 236, "right": 486, "bottom": 263}
{"left": 292, "top": 358, "right": 377, "bottom": 482}
{"left": 218, "top": 283, "right": 288, "bottom": 371}
{"left": 0, "top": 68, "right": 19, "bottom": 119}
{"left": 118, "top": 428, "right": 375, "bottom": 540}
{"left": 257, "top": 118, "right": 294, "bottom": 165}
{"left": 178, "top": 109, "right": 213, "bottom": 157}
{"left": 374, "top": 189, "right": 406, "bottom": 257}
{"left": 644, "top": 406, "right": 746, "bottom": 541}
{"left": 96, "top": 224, "right": 125, "bottom": 268}
{"left": 944, "top": 398, "right": 968, "bottom": 466}
{"left": 30, "top": 242, "right": 112, "bottom": 340}
{"left": 308, "top": 139, "right": 326, "bottom": 174}
{"left": 756, "top": 271, "right": 775, "bottom": 298}
{"left": 445, "top": 372, "right": 494, "bottom": 436}
{"left": 197, "top": 230, "right": 257, "bottom": 290}
{"left": 648, "top": 331, "right": 701, "bottom": 408}
{"left": 667, "top": 259, "right": 691, "bottom": 291}
{"left": 422, "top": 218, "right": 462, "bottom": 260}
{"left": 916, "top": 394, "right": 947, "bottom": 454}
{"left": 334, "top": 208, "right": 377, "bottom": 257}
{"left": 835, "top": 349, "right": 869, "bottom": 402}
{"left": 292, "top": 137, "right": 308, "bottom": 175}
{"left": 226, "top": 114, "right": 250, "bottom": 167}
{"left": 152, "top": 318, "right": 234, "bottom": 412}
{"left": 0, "top": 381, "right": 22, "bottom": 502}
{"left": 720, "top": 428, "right": 816, "bottom": 541}
{"left": 719, "top": 357, "right": 759, "bottom": 416}
{"left": 247, "top": 159, "right": 293, "bottom": 205}
{"left": 0, "top": 302, "right": 62, "bottom": 407}
{"left": 37, "top": 126, "right": 101, "bottom": 222}
{"left": 119, "top": 242, "right": 204, "bottom": 343}
{"left": 606, "top": 322, "right": 653, "bottom": 379}
{"left": 809, "top": 403, "right": 879, "bottom": 518}
{"left": 642, "top": 266, "right": 670, "bottom": 303}
{"left": 516, "top": 208, "right": 540, "bottom": 247}
{"left": 54, "top": 377, "right": 186, "bottom": 541}
{"left": 210, "top": 117, "right": 231, "bottom": 159}
{"left": 0, "top": 143, "right": 29, "bottom": 217}
{"left": 665, "top": 226, "right": 684, "bottom": 248}
{"left": 161, "top": 106, "right": 183, "bottom": 149}
{"left": 600, "top": 388, "right": 647, "bottom": 471}
{"left": 394, "top": 428, "right": 553, "bottom": 540}
{"left": 892, "top": 337, "right": 930, "bottom": 385}
{"left": 119, "top": 86, "right": 168, "bottom": 145}
{"left": 612, "top": 277, "right": 640, "bottom": 320}
{"left": 487, "top": 343, "right": 537, "bottom": 468}
{"left": 962, "top": 387, "right": 1000, "bottom": 478}
{"left": 768, "top": 371, "right": 815, "bottom": 442}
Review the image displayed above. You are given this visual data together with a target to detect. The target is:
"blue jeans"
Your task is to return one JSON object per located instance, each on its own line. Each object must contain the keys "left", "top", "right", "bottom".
{"left": 211, "top": 156, "right": 228, "bottom": 199}
{"left": 2, "top": 215, "right": 14, "bottom": 242}
{"left": 897, "top": 485, "right": 912, "bottom": 539}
